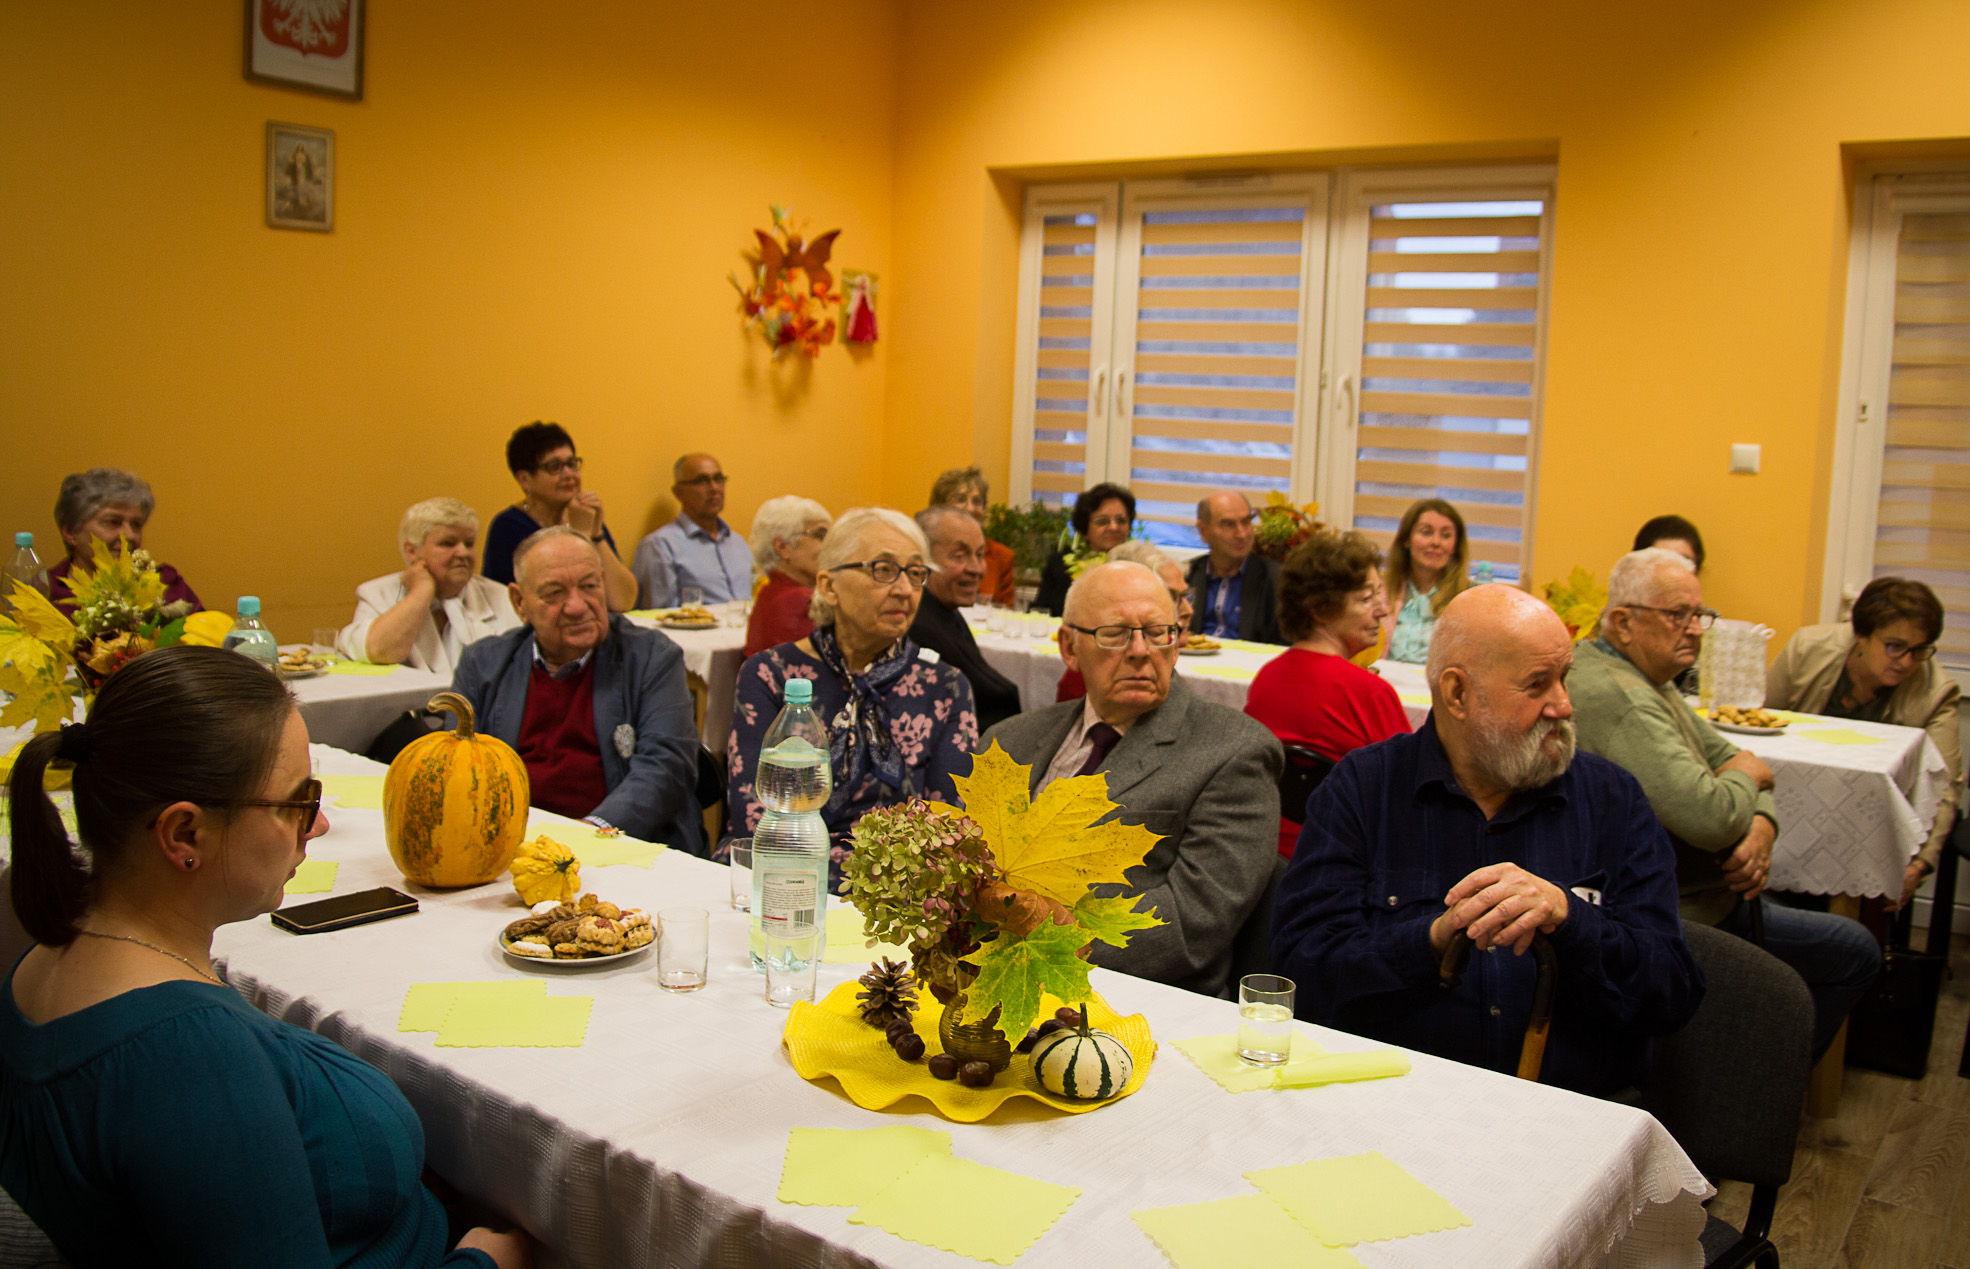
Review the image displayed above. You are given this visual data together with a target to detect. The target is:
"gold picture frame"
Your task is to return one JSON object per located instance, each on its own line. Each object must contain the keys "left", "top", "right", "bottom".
{"left": 265, "top": 122, "right": 334, "bottom": 233}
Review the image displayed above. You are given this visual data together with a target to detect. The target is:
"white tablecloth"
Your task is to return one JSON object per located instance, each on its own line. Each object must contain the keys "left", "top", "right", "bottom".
{"left": 286, "top": 664, "right": 454, "bottom": 752}
{"left": 624, "top": 607, "right": 750, "bottom": 752}
{"left": 188, "top": 745, "right": 1712, "bottom": 1269}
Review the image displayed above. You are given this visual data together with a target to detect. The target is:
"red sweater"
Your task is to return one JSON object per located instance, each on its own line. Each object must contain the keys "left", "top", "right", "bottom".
{"left": 1245, "top": 648, "right": 1412, "bottom": 857}
{"left": 516, "top": 658, "right": 610, "bottom": 822}
{"left": 745, "top": 571, "right": 815, "bottom": 658}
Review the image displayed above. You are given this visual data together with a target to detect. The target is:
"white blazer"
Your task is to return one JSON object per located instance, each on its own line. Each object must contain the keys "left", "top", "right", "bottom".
{"left": 337, "top": 573, "right": 521, "bottom": 676}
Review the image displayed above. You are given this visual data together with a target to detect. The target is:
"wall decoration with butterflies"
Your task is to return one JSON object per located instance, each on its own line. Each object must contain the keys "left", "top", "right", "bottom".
{"left": 730, "top": 205, "right": 841, "bottom": 358}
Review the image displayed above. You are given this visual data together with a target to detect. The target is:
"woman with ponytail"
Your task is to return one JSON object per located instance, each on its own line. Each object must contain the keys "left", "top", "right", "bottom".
{"left": 1, "top": 646, "right": 530, "bottom": 1269}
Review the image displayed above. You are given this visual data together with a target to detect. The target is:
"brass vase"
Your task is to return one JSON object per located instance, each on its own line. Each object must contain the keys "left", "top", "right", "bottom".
{"left": 938, "top": 990, "right": 1013, "bottom": 1074}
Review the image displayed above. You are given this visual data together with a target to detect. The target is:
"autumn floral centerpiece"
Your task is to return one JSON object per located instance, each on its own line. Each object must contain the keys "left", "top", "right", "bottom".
{"left": 841, "top": 743, "right": 1163, "bottom": 1061}
{"left": 0, "top": 540, "right": 232, "bottom": 732}
{"left": 1542, "top": 566, "right": 1608, "bottom": 643}
{"left": 1252, "top": 491, "right": 1324, "bottom": 563}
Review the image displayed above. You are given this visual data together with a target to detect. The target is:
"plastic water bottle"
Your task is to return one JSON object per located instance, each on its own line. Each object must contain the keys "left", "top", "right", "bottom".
{"left": 749, "top": 677, "right": 833, "bottom": 969}
{"left": 4, "top": 533, "right": 48, "bottom": 599}
{"left": 223, "top": 596, "right": 279, "bottom": 669}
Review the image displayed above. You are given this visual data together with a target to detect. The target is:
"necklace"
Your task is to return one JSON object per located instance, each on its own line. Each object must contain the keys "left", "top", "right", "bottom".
{"left": 77, "top": 929, "right": 222, "bottom": 985}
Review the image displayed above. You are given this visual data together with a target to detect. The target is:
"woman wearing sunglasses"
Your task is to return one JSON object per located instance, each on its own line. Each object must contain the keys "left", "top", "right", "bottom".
{"left": 726, "top": 508, "right": 979, "bottom": 884}
{"left": 2, "top": 646, "right": 530, "bottom": 1268}
{"left": 1766, "top": 577, "right": 1962, "bottom": 908}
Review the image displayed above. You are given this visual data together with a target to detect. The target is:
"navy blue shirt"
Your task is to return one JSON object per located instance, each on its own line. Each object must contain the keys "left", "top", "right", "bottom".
{"left": 1198, "top": 571, "right": 1243, "bottom": 639}
{"left": 482, "top": 505, "right": 617, "bottom": 585}
{"left": 1272, "top": 718, "right": 1703, "bottom": 1096}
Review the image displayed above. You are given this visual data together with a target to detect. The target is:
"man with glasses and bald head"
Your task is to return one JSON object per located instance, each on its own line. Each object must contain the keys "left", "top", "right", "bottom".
{"left": 633, "top": 452, "right": 755, "bottom": 607}
{"left": 1571, "top": 547, "right": 1878, "bottom": 1060}
{"left": 980, "top": 561, "right": 1282, "bottom": 998}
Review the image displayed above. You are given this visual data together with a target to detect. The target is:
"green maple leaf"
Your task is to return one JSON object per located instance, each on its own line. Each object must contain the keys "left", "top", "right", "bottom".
{"left": 959, "top": 919, "right": 1094, "bottom": 1042}
{"left": 1073, "top": 893, "right": 1160, "bottom": 947}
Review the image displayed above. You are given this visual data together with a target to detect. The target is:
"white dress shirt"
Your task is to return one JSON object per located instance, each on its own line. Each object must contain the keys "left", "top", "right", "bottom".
{"left": 337, "top": 573, "right": 521, "bottom": 676}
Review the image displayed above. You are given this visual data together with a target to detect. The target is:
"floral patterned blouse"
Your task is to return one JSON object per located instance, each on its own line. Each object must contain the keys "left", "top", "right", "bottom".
{"left": 726, "top": 642, "right": 980, "bottom": 876}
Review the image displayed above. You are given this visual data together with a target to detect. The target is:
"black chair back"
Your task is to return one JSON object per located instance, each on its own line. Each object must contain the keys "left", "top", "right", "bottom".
{"left": 1226, "top": 855, "right": 1287, "bottom": 995}
{"left": 1277, "top": 744, "right": 1334, "bottom": 828}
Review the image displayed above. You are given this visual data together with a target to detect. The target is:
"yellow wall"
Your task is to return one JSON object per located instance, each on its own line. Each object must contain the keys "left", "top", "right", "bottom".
{"left": 881, "top": 0, "right": 1970, "bottom": 645}
{"left": 0, "top": 2, "right": 899, "bottom": 636}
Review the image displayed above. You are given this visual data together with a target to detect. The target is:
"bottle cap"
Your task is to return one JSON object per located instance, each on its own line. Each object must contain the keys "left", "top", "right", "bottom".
{"left": 784, "top": 678, "right": 813, "bottom": 705}
{"left": 237, "top": 596, "right": 261, "bottom": 616}
{"left": 13, "top": 532, "right": 31, "bottom": 548}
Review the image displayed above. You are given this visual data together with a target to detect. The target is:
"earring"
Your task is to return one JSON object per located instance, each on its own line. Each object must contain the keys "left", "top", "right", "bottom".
{"left": 182, "top": 858, "right": 198, "bottom": 871}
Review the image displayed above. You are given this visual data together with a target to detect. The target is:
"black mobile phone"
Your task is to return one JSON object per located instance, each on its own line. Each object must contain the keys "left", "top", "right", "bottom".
{"left": 271, "top": 886, "right": 419, "bottom": 935}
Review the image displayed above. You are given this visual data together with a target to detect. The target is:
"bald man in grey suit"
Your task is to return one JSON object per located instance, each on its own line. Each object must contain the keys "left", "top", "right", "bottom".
{"left": 982, "top": 562, "right": 1282, "bottom": 998}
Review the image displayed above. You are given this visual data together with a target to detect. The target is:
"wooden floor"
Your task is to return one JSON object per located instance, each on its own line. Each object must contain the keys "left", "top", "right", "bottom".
{"left": 1709, "top": 932, "right": 1970, "bottom": 1268}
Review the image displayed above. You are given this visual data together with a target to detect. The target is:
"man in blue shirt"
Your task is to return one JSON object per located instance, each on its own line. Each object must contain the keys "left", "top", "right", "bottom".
{"left": 631, "top": 453, "right": 754, "bottom": 607}
{"left": 1273, "top": 584, "right": 1703, "bottom": 1096}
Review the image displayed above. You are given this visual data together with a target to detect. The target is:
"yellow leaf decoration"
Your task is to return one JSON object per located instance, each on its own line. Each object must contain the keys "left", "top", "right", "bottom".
{"left": 6, "top": 580, "right": 76, "bottom": 648}
{"left": 0, "top": 655, "right": 77, "bottom": 733}
{"left": 1542, "top": 565, "right": 1608, "bottom": 643}
{"left": 64, "top": 539, "right": 164, "bottom": 617}
{"left": 179, "top": 611, "right": 234, "bottom": 648}
{"left": 949, "top": 742, "right": 1161, "bottom": 910}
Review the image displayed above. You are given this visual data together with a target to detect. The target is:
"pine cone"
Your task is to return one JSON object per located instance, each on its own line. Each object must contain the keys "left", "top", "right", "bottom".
{"left": 856, "top": 957, "right": 920, "bottom": 1028}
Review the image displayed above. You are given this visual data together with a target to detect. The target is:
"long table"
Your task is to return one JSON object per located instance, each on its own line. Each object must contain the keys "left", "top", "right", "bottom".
{"left": 187, "top": 745, "right": 1714, "bottom": 1269}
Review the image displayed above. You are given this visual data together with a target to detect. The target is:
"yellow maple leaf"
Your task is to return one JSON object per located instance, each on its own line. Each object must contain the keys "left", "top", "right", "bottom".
{"left": 949, "top": 742, "right": 1162, "bottom": 909}
{"left": 64, "top": 539, "right": 163, "bottom": 615}
{"left": 0, "top": 657, "right": 78, "bottom": 733}
{"left": 6, "top": 580, "right": 77, "bottom": 649}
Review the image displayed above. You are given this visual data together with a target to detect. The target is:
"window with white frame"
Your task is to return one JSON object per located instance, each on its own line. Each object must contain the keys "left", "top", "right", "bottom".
{"left": 1009, "top": 166, "right": 1554, "bottom": 578}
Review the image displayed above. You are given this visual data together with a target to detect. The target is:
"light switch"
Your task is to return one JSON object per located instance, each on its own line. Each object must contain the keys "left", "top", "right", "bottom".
{"left": 1730, "top": 443, "right": 1761, "bottom": 474}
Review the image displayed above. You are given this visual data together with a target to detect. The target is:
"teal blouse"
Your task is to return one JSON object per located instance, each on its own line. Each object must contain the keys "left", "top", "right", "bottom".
{"left": 1386, "top": 583, "right": 1439, "bottom": 664}
{"left": 0, "top": 962, "right": 494, "bottom": 1268}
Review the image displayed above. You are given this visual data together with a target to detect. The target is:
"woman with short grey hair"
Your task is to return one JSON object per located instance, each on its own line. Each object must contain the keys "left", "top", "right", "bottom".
{"left": 336, "top": 497, "right": 520, "bottom": 674}
{"left": 48, "top": 468, "right": 202, "bottom": 616}
{"left": 744, "top": 496, "right": 832, "bottom": 658}
{"left": 727, "top": 506, "right": 977, "bottom": 884}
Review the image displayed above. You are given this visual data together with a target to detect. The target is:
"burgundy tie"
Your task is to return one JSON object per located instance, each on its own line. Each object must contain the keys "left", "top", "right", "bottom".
{"left": 1076, "top": 723, "right": 1122, "bottom": 777}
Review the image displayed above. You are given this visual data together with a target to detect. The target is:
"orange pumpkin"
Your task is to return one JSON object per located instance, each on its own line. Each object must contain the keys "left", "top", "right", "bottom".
{"left": 383, "top": 692, "right": 529, "bottom": 887}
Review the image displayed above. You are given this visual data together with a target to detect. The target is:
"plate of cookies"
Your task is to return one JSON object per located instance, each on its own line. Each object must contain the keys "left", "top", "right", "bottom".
{"left": 658, "top": 605, "right": 720, "bottom": 630}
{"left": 498, "top": 893, "right": 654, "bottom": 969}
{"left": 277, "top": 648, "right": 332, "bottom": 678}
{"left": 1703, "top": 705, "right": 1788, "bottom": 735}
{"left": 1177, "top": 634, "right": 1222, "bottom": 656}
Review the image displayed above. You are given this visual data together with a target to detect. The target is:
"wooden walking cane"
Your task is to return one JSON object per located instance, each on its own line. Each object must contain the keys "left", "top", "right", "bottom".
{"left": 1439, "top": 930, "right": 1558, "bottom": 1081}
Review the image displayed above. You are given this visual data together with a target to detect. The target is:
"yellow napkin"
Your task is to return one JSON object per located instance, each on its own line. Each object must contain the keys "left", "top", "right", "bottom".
{"left": 822, "top": 906, "right": 912, "bottom": 964}
{"left": 527, "top": 812, "right": 668, "bottom": 868}
{"left": 1186, "top": 664, "right": 1259, "bottom": 683}
{"left": 1246, "top": 1151, "right": 1471, "bottom": 1246}
{"left": 778, "top": 1126, "right": 952, "bottom": 1207}
{"left": 323, "top": 660, "right": 398, "bottom": 677}
{"left": 400, "top": 980, "right": 544, "bottom": 1032}
{"left": 1133, "top": 1193, "right": 1366, "bottom": 1269}
{"left": 1397, "top": 692, "right": 1431, "bottom": 707}
{"left": 436, "top": 995, "right": 592, "bottom": 1048}
{"left": 1795, "top": 728, "right": 1885, "bottom": 746}
{"left": 320, "top": 774, "right": 386, "bottom": 810}
{"left": 1174, "top": 1034, "right": 1411, "bottom": 1092}
{"left": 848, "top": 1154, "right": 1080, "bottom": 1265}
{"left": 1272, "top": 1051, "right": 1411, "bottom": 1088}
{"left": 1217, "top": 639, "right": 1279, "bottom": 654}
{"left": 284, "top": 859, "right": 339, "bottom": 894}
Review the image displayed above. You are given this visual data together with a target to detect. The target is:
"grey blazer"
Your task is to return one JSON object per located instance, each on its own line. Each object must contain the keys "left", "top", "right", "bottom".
{"left": 982, "top": 678, "right": 1283, "bottom": 998}
{"left": 451, "top": 614, "right": 703, "bottom": 854}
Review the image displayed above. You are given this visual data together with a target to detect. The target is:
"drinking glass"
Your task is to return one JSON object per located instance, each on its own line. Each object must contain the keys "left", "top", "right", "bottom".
{"left": 764, "top": 923, "right": 819, "bottom": 1007}
{"left": 680, "top": 586, "right": 704, "bottom": 609}
{"left": 725, "top": 837, "right": 753, "bottom": 912}
{"left": 1237, "top": 974, "right": 1295, "bottom": 1066}
{"left": 657, "top": 908, "right": 708, "bottom": 992}
{"left": 311, "top": 628, "right": 340, "bottom": 658}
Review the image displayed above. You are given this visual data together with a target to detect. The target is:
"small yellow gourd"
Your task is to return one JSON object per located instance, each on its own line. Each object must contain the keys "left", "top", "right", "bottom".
{"left": 511, "top": 835, "right": 582, "bottom": 905}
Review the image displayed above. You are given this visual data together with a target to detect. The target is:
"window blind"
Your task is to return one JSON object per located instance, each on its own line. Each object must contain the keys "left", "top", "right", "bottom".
{"left": 1872, "top": 211, "right": 1970, "bottom": 665}
{"left": 1349, "top": 200, "right": 1546, "bottom": 584}
{"left": 1028, "top": 211, "right": 1100, "bottom": 510}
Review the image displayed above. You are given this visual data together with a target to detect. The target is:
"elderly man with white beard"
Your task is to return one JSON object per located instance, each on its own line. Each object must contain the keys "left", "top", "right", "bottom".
{"left": 1272, "top": 585, "right": 1704, "bottom": 1097}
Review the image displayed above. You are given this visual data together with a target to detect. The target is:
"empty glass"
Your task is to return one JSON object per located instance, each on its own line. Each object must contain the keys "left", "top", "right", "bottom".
{"left": 657, "top": 908, "right": 708, "bottom": 992}
{"left": 764, "top": 924, "right": 819, "bottom": 1007}
{"left": 1237, "top": 974, "right": 1295, "bottom": 1066}
{"left": 725, "top": 837, "right": 753, "bottom": 912}
{"left": 680, "top": 586, "right": 704, "bottom": 609}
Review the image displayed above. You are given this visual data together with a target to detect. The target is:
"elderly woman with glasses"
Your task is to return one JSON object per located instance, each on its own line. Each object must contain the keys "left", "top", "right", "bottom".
{"left": 336, "top": 497, "right": 521, "bottom": 674}
{"left": 46, "top": 468, "right": 202, "bottom": 617}
{"left": 727, "top": 508, "right": 979, "bottom": 879}
{"left": 481, "top": 421, "right": 637, "bottom": 610}
{"left": 1767, "top": 577, "right": 1962, "bottom": 907}
{"left": 744, "top": 496, "right": 832, "bottom": 658}
{"left": 1035, "top": 483, "right": 1137, "bottom": 617}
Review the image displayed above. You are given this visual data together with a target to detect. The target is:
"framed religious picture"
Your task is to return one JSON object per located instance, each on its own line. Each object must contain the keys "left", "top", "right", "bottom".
{"left": 244, "top": 0, "right": 365, "bottom": 100}
{"left": 266, "top": 122, "right": 334, "bottom": 232}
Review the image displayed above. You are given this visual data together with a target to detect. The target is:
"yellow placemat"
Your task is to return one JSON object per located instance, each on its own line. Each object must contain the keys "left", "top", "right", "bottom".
{"left": 1397, "top": 692, "right": 1431, "bottom": 707}
{"left": 783, "top": 981, "right": 1155, "bottom": 1122}
{"left": 284, "top": 859, "right": 339, "bottom": 894}
{"left": 822, "top": 905, "right": 912, "bottom": 965}
{"left": 1246, "top": 1151, "right": 1471, "bottom": 1246}
{"left": 848, "top": 1154, "right": 1079, "bottom": 1265}
{"left": 436, "top": 995, "right": 592, "bottom": 1048}
{"left": 399, "top": 980, "right": 544, "bottom": 1032}
{"left": 1794, "top": 727, "right": 1886, "bottom": 746}
{"left": 1173, "top": 1033, "right": 1408, "bottom": 1093}
{"left": 1217, "top": 639, "right": 1280, "bottom": 655}
{"left": 1174, "top": 1033, "right": 1309, "bottom": 1093}
{"left": 1133, "top": 1193, "right": 1365, "bottom": 1269}
{"left": 1186, "top": 664, "right": 1259, "bottom": 683}
{"left": 778, "top": 1126, "right": 952, "bottom": 1207}
{"left": 323, "top": 660, "right": 399, "bottom": 677}
{"left": 320, "top": 774, "right": 386, "bottom": 810}
{"left": 527, "top": 812, "right": 668, "bottom": 868}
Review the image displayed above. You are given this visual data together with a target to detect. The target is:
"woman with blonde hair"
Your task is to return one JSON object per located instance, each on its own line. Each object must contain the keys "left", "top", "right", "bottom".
{"left": 726, "top": 508, "right": 978, "bottom": 881}
{"left": 1382, "top": 497, "right": 1470, "bottom": 664}
{"left": 337, "top": 497, "right": 520, "bottom": 674}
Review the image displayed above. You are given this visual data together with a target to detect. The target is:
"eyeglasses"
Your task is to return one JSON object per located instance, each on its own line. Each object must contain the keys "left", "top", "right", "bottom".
{"left": 1879, "top": 638, "right": 1938, "bottom": 662}
{"left": 800, "top": 525, "right": 829, "bottom": 542}
{"left": 1623, "top": 604, "right": 1719, "bottom": 631}
{"left": 832, "top": 560, "right": 930, "bottom": 588}
{"left": 1064, "top": 622, "right": 1182, "bottom": 650}
{"left": 241, "top": 777, "right": 323, "bottom": 843}
{"left": 1088, "top": 514, "right": 1133, "bottom": 530}
{"left": 680, "top": 473, "right": 729, "bottom": 488}
{"left": 535, "top": 456, "right": 583, "bottom": 476}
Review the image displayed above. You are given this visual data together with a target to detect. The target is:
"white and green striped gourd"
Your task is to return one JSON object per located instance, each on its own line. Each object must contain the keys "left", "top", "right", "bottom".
{"left": 1032, "top": 1021, "right": 1132, "bottom": 1100}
